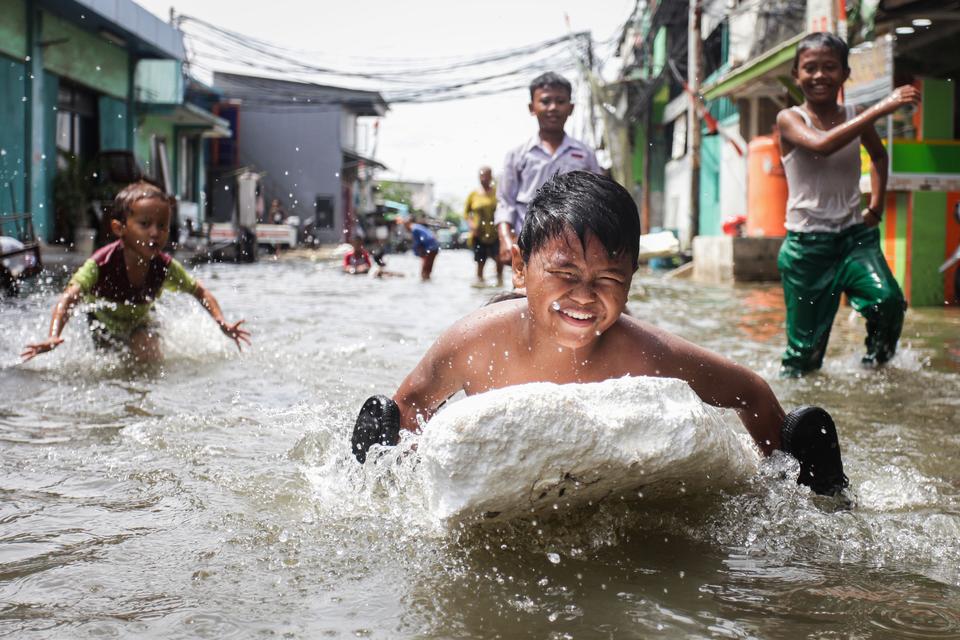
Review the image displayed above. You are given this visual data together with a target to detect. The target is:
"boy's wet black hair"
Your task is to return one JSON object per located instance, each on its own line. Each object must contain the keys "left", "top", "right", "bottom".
{"left": 529, "top": 71, "right": 572, "bottom": 100}
{"left": 518, "top": 171, "right": 640, "bottom": 269}
{"left": 793, "top": 32, "right": 850, "bottom": 72}
{"left": 112, "top": 179, "right": 174, "bottom": 224}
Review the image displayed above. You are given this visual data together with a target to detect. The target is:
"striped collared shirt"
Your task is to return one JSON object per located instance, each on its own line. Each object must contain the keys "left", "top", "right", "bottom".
{"left": 495, "top": 133, "right": 601, "bottom": 232}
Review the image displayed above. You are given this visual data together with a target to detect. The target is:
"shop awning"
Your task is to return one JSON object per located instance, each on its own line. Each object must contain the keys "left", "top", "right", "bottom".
{"left": 701, "top": 32, "right": 806, "bottom": 101}
{"left": 139, "top": 102, "right": 232, "bottom": 138}
{"left": 342, "top": 149, "right": 387, "bottom": 171}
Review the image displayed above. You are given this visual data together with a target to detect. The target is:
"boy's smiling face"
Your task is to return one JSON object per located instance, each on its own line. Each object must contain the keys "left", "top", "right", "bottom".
{"left": 513, "top": 227, "right": 633, "bottom": 351}
{"left": 113, "top": 197, "right": 172, "bottom": 261}
{"left": 793, "top": 46, "right": 849, "bottom": 106}
{"left": 529, "top": 86, "right": 574, "bottom": 136}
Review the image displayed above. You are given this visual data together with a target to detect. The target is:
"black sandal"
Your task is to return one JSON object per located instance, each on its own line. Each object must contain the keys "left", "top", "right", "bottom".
{"left": 351, "top": 395, "right": 401, "bottom": 464}
{"left": 781, "top": 406, "right": 849, "bottom": 496}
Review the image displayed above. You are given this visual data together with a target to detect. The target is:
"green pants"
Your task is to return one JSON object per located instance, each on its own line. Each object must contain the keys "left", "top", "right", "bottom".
{"left": 778, "top": 224, "right": 906, "bottom": 375}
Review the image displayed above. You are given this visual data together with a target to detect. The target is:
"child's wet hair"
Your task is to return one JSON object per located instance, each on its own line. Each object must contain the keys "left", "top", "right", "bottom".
{"left": 112, "top": 180, "right": 174, "bottom": 224}
{"left": 518, "top": 171, "right": 640, "bottom": 269}
{"left": 529, "top": 71, "right": 572, "bottom": 100}
{"left": 793, "top": 32, "right": 849, "bottom": 72}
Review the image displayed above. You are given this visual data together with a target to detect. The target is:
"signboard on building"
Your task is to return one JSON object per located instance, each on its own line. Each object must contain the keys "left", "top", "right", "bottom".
{"left": 846, "top": 35, "right": 893, "bottom": 107}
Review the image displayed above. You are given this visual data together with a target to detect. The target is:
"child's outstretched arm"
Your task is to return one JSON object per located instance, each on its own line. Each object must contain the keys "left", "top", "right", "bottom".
{"left": 192, "top": 281, "right": 251, "bottom": 351}
{"left": 643, "top": 327, "right": 784, "bottom": 455}
{"left": 393, "top": 328, "right": 467, "bottom": 432}
{"left": 21, "top": 283, "right": 82, "bottom": 361}
{"left": 351, "top": 319, "right": 473, "bottom": 463}
{"left": 777, "top": 85, "right": 920, "bottom": 156}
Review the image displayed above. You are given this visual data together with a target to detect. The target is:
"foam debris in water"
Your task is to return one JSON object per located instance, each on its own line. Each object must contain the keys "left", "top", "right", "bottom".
{"left": 418, "top": 376, "right": 760, "bottom": 525}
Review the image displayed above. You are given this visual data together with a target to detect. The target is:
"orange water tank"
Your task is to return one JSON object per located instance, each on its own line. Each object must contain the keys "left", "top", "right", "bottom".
{"left": 746, "top": 135, "right": 788, "bottom": 237}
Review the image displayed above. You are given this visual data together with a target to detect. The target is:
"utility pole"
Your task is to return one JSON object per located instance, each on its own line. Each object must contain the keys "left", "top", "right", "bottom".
{"left": 687, "top": 0, "right": 702, "bottom": 244}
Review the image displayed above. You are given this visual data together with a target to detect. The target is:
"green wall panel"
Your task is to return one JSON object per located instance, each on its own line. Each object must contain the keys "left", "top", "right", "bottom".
{"left": 632, "top": 123, "right": 645, "bottom": 185}
{"left": 0, "top": 56, "right": 26, "bottom": 219}
{"left": 41, "top": 11, "right": 128, "bottom": 99}
{"left": 910, "top": 191, "right": 947, "bottom": 306}
{"left": 0, "top": 0, "right": 26, "bottom": 60}
{"left": 891, "top": 141, "right": 960, "bottom": 174}
{"left": 922, "top": 78, "right": 954, "bottom": 139}
{"left": 99, "top": 96, "right": 129, "bottom": 150}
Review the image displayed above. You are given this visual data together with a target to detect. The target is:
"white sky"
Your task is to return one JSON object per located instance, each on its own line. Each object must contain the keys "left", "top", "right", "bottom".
{"left": 136, "top": 0, "right": 636, "bottom": 208}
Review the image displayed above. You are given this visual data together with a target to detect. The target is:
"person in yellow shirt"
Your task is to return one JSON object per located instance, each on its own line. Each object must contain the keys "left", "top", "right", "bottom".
{"left": 464, "top": 166, "right": 503, "bottom": 285}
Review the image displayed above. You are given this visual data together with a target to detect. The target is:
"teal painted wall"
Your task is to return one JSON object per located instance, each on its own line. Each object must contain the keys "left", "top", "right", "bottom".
{"left": 42, "top": 11, "right": 129, "bottom": 99}
{"left": 134, "top": 117, "right": 176, "bottom": 185}
{"left": 699, "top": 135, "right": 722, "bottom": 236}
{"left": 99, "top": 96, "right": 129, "bottom": 150}
{"left": 39, "top": 71, "right": 58, "bottom": 241}
{"left": 0, "top": 56, "right": 26, "bottom": 221}
{"left": 652, "top": 28, "right": 667, "bottom": 77}
{"left": 0, "top": 0, "right": 26, "bottom": 60}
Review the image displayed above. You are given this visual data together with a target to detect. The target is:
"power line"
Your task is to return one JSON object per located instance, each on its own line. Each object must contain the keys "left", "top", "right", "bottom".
{"left": 175, "top": 12, "right": 594, "bottom": 105}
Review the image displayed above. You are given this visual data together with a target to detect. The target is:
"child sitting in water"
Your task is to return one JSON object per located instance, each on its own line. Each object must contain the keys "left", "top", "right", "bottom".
{"left": 21, "top": 181, "right": 251, "bottom": 363}
{"left": 352, "top": 171, "right": 848, "bottom": 496}
{"left": 342, "top": 236, "right": 372, "bottom": 275}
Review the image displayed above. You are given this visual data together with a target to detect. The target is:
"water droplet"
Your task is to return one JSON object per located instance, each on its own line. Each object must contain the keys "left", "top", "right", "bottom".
{"left": 547, "top": 552, "right": 560, "bottom": 564}
{"left": 95, "top": 65, "right": 101, "bottom": 72}
{"left": 551, "top": 301, "right": 561, "bottom": 311}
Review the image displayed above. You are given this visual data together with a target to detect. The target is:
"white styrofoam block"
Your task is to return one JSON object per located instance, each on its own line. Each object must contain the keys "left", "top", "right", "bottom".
{"left": 418, "top": 376, "right": 760, "bottom": 525}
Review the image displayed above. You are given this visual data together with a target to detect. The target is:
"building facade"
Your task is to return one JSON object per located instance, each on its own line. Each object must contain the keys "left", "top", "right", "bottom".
{"left": 614, "top": 0, "right": 960, "bottom": 305}
{"left": 210, "top": 73, "right": 388, "bottom": 244}
{"left": 0, "top": 0, "right": 226, "bottom": 250}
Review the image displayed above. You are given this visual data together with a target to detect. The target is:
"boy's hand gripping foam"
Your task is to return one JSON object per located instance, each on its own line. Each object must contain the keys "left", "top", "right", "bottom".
{"left": 351, "top": 395, "right": 401, "bottom": 464}
{"left": 781, "top": 406, "right": 849, "bottom": 496}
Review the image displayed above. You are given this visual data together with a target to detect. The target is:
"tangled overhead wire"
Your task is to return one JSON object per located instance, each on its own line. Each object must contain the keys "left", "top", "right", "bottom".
{"left": 175, "top": 13, "right": 598, "bottom": 105}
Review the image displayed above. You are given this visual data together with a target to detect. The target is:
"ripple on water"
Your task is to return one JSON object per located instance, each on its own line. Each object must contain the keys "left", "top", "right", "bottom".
{"left": 3, "top": 254, "right": 960, "bottom": 639}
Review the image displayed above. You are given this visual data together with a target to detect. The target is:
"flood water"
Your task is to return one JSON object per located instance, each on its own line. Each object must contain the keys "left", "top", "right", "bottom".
{"left": 2, "top": 249, "right": 959, "bottom": 639}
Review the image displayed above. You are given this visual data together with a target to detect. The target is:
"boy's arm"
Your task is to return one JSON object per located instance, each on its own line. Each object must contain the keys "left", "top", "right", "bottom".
{"left": 21, "top": 283, "right": 83, "bottom": 361}
{"left": 861, "top": 123, "right": 888, "bottom": 227}
{"left": 495, "top": 150, "right": 521, "bottom": 263}
{"left": 651, "top": 330, "right": 784, "bottom": 455}
{"left": 192, "top": 281, "right": 252, "bottom": 351}
{"left": 392, "top": 328, "right": 467, "bottom": 432}
{"left": 777, "top": 85, "right": 919, "bottom": 157}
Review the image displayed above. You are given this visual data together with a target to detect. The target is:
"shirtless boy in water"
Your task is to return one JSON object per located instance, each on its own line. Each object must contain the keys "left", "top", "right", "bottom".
{"left": 352, "top": 171, "right": 847, "bottom": 495}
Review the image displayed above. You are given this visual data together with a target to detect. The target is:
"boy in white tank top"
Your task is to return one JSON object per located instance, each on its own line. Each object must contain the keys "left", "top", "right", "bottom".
{"left": 775, "top": 32, "right": 920, "bottom": 376}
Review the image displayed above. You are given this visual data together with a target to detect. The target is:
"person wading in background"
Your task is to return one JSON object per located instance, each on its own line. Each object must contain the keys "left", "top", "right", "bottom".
{"left": 464, "top": 166, "right": 503, "bottom": 286}
{"left": 776, "top": 32, "right": 920, "bottom": 376}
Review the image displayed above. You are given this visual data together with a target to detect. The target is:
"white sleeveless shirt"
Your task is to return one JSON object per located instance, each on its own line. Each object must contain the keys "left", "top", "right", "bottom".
{"left": 782, "top": 104, "right": 862, "bottom": 233}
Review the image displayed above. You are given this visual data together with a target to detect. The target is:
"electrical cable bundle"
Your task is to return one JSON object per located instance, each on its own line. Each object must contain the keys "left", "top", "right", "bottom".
{"left": 175, "top": 14, "right": 608, "bottom": 108}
